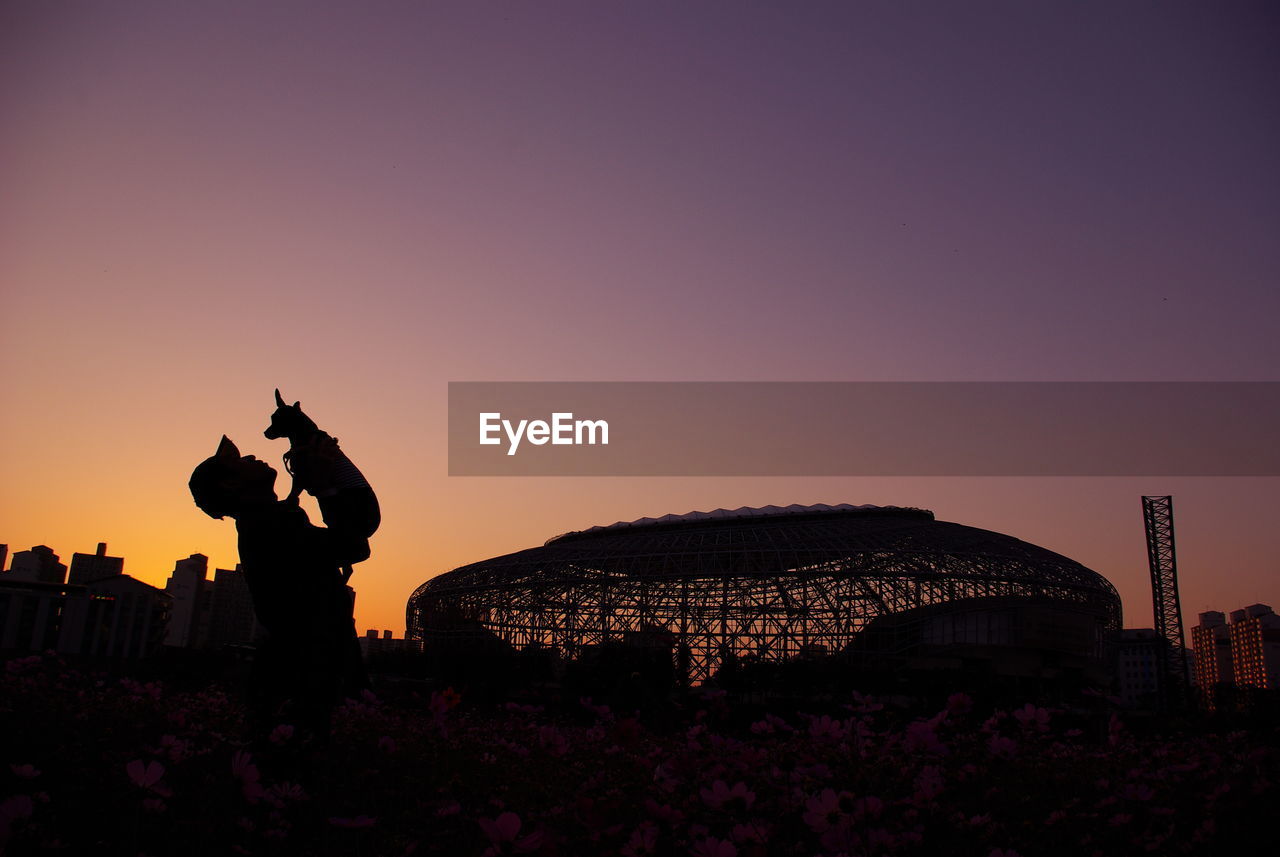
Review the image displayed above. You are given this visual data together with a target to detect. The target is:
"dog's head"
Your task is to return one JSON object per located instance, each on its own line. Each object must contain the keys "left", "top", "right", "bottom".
{"left": 264, "top": 388, "right": 317, "bottom": 440}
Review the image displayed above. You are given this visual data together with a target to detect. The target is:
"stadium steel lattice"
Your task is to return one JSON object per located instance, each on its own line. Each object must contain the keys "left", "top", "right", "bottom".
{"left": 407, "top": 504, "right": 1122, "bottom": 685}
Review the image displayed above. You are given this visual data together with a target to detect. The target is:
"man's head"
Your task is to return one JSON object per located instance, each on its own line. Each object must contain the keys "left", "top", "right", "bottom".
{"left": 189, "top": 436, "right": 278, "bottom": 519}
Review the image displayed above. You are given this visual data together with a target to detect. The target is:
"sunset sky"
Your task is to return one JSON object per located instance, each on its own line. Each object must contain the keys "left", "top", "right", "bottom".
{"left": 2, "top": 1, "right": 1278, "bottom": 636}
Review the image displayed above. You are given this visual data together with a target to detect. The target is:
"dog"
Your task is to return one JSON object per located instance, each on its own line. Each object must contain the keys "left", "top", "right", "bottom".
{"left": 265, "top": 389, "right": 336, "bottom": 501}
{"left": 264, "top": 390, "right": 381, "bottom": 569}
{"left": 265, "top": 389, "right": 323, "bottom": 504}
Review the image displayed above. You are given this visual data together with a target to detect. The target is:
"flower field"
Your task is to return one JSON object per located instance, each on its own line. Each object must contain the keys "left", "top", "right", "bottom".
{"left": 1, "top": 652, "right": 1275, "bottom": 856}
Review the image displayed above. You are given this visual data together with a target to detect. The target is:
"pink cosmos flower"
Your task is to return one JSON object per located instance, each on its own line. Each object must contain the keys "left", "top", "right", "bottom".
{"left": 538, "top": 726, "right": 568, "bottom": 757}
{"left": 808, "top": 714, "right": 847, "bottom": 740}
{"left": 854, "top": 795, "right": 884, "bottom": 820}
{"left": 904, "top": 720, "right": 948, "bottom": 755}
{"left": 126, "top": 759, "right": 172, "bottom": 797}
{"left": 231, "top": 751, "right": 265, "bottom": 803}
{"left": 0, "top": 795, "right": 33, "bottom": 818}
{"left": 231, "top": 751, "right": 256, "bottom": 782}
{"left": 731, "top": 821, "right": 767, "bottom": 844}
{"left": 868, "top": 827, "right": 897, "bottom": 849}
{"left": 271, "top": 782, "right": 308, "bottom": 802}
{"left": 0, "top": 794, "right": 35, "bottom": 838}
{"left": 621, "top": 821, "right": 659, "bottom": 857}
{"left": 803, "top": 788, "right": 843, "bottom": 832}
{"left": 428, "top": 687, "right": 461, "bottom": 722}
{"left": 496, "top": 738, "right": 530, "bottom": 757}
{"left": 1013, "top": 704, "right": 1050, "bottom": 732}
{"left": 652, "top": 763, "right": 679, "bottom": 791}
{"left": 1108, "top": 713, "right": 1125, "bottom": 747}
{"left": 479, "top": 812, "right": 543, "bottom": 855}
{"left": 699, "top": 780, "right": 755, "bottom": 811}
{"left": 579, "top": 697, "right": 613, "bottom": 720}
{"left": 269, "top": 724, "right": 295, "bottom": 745}
{"left": 126, "top": 759, "right": 165, "bottom": 789}
{"left": 988, "top": 735, "right": 1017, "bottom": 759}
{"left": 9, "top": 764, "right": 40, "bottom": 779}
{"left": 790, "top": 762, "right": 832, "bottom": 783}
{"left": 849, "top": 690, "right": 884, "bottom": 714}
{"left": 643, "top": 799, "right": 683, "bottom": 825}
{"left": 329, "top": 815, "right": 377, "bottom": 828}
{"left": 159, "top": 735, "right": 190, "bottom": 762}
{"left": 914, "top": 765, "right": 944, "bottom": 802}
{"left": 1122, "top": 783, "right": 1155, "bottom": 802}
{"left": 819, "top": 818, "right": 862, "bottom": 854}
{"left": 945, "top": 692, "right": 973, "bottom": 715}
{"left": 689, "top": 836, "right": 736, "bottom": 857}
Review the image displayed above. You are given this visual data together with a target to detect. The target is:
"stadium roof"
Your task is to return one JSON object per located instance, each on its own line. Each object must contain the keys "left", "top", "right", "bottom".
{"left": 547, "top": 503, "right": 932, "bottom": 544}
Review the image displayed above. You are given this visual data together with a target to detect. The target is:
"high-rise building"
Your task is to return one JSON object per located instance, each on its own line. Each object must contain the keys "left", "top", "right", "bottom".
{"left": 1228, "top": 604, "right": 1280, "bottom": 690}
{"left": 68, "top": 543, "right": 124, "bottom": 584}
{"left": 359, "top": 628, "right": 407, "bottom": 658}
{"left": 0, "top": 544, "right": 8, "bottom": 573}
{"left": 1113, "top": 629, "right": 1162, "bottom": 709}
{"left": 59, "top": 575, "right": 171, "bottom": 659}
{"left": 163, "top": 554, "right": 210, "bottom": 648}
{"left": 1192, "top": 605, "right": 1280, "bottom": 710}
{"left": 1192, "top": 611, "right": 1234, "bottom": 706}
{"left": 192, "top": 578, "right": 215, "bottom": 649}
{"left": 6, "top": 545, "right": 67, "bottom": 584}
{"left": 2, "top": 572, "right": 172, "bottom": 660}
{"left": 0, "top": 578, "right": 75, "bottom": 651}
{"left": 207, "top": 565, "right": 263, "bottom": 649}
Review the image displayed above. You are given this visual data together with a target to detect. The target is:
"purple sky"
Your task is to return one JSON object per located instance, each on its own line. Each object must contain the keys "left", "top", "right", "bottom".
{"left": 2, "top": 2, "right": 1278, "bottom": 633}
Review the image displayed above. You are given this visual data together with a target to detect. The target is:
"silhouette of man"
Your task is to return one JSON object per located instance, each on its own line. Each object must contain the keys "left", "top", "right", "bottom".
{"left": 189, "top": 433, "right": 372, "bottom": 744}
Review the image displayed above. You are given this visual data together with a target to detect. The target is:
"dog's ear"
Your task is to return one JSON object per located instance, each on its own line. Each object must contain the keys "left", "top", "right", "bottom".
{"left": 274, "top": 389, "right": 286, "bottom": 408}
{"left": 216, "top": 435, "right": 240, "bottom": 459}
{"left": 293, "top": 401, "right": 300, "bottom": 409}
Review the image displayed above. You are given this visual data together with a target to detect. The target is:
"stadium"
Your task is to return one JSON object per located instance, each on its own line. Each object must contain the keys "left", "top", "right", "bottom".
{"left": 407, "top": 504, "right": 1122, "bottom": 686}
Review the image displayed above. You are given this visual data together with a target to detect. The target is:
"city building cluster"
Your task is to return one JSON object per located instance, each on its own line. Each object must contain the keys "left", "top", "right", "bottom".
{"left": 0, "top": 542, "right": 400, "bottom": 661}
{"left": 0, "top": 542, "right": 170, "bottom": 659}
{"left": 1192, "top": 604, "right": 1280, "bottom": 708}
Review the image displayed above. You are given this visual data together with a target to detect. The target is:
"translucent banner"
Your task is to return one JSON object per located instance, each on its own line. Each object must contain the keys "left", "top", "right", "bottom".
{"left": 448, "top": 382, "right": 1280, "bottom": 476}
